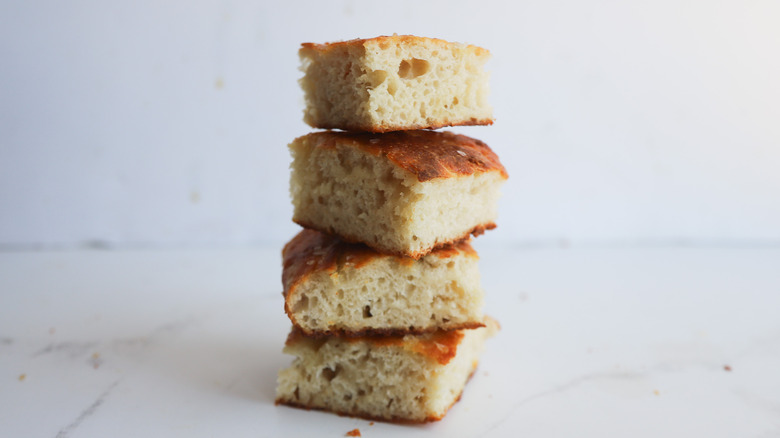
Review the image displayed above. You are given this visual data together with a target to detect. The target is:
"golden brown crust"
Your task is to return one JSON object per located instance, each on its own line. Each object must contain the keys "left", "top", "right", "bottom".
{"left": 282, "top": 228, "right": 477, "bottom": 293}
{"left": 281, "top": 229, "right": 487, "bottom": 336}
{"left": 300, "top": 34, "right": 489, "bottom": 58}
{"left": 292, "top": 219, "right": 496, "bottom": 260}
{"left": 288, "top": 321, "right": 486, "bottom": 339}
{"left": 304, "top": 130, "right": 507, "bottom": 182}
{"left": 284, "top": 325, "right": 468, "bottom": 366}
{"left": 406, "top": 330, "right": 465, "bottom": 365}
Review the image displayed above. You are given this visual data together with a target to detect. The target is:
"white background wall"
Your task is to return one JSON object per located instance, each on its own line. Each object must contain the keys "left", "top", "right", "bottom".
{"left": 1, "top": 0, "right": 779, "bottom": 248}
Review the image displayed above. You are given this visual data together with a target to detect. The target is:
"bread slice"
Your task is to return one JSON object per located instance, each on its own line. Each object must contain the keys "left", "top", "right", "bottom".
{"left": 299, "top": 35, "right": 493, "bottom": 132}
{"left": 289, "top": 130, "right": 507, "bottom": 259}
{"left": 275, "top": 317, "right": 499, "bottom": 423}
{"left": 282, "top": 229, "right": 485, "bottom": 337}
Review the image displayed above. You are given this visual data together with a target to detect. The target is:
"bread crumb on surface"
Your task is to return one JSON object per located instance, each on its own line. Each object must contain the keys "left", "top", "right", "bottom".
{"left": 346, "top": 428, "right": 361, "bottom": 437}
{"left": 724, "top": 365, "right": 732, "bottom": 371}
{"left": 90, "top": 352, "right": 103, "bottom": 369}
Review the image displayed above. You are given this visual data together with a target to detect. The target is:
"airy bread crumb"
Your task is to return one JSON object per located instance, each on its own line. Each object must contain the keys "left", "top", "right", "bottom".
{"left": 289, "top": 130, "right": 507, "bottom": 258}
{"left": 283, "top": 229, "right": 485, "bottom": 336}
{"left": 299, "top": 35, "right": 493, "bottom": 132}
{"left": 275, "top": 318, "right": 499, "bottom": 423}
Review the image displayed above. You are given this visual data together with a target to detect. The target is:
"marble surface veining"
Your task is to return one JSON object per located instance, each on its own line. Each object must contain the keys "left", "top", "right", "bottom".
{"left": 1, "top": 247, "right": 779, "bottom": 437}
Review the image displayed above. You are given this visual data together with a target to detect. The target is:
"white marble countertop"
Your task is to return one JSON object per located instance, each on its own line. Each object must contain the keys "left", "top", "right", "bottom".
{"left": 1, "top": 246, "right": 779, "bottom": 437}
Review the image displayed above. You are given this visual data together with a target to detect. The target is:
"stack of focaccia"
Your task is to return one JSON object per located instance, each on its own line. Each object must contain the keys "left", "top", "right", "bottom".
{"left": 275, "top": 35, "right": 507, "bottom": 423}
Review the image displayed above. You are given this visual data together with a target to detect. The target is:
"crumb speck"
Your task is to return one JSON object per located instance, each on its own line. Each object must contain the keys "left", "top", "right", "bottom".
{"left": 369, "top": 422, "right": 374, "bottom": 426}
{"left": 190, "top": 191, "right": 200, "bottom": 203}
{"left": 18, "top": 374, "right": 26, "bottom": 381}
{"left": 724, "top": 365, "right": 732, "bottom": 372}
{"left": 89, "top": 352, "right": 103, "bottom": 369}
{"left": 215, "top": 78, "right": 224, "bottom": 89}
{"left": 49, "top": 328, "right": 56, "bottom": 335}
{"left": 346, "top": 428, "right": 361, "bottom": 437}
{"left": 653, "top": 390, "right": 660, "bottom": 396}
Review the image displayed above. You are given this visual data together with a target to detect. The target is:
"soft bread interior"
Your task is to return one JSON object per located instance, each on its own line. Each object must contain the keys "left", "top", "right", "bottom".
{"left": 276, "top": 319, "right": 498, "bottom": 422}
{"left": 299, "top": 37, "right": 492, "bottom": 131}
{"left": 289, "top": 136, "right": 504, "bottom": 257}
{"left": 286, "top": 244, "right": 484, "bottom": 335}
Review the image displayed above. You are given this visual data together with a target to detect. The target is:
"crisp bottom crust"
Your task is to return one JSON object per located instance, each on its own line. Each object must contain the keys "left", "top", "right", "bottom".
{"left": 275, "top": 368, "right": 476, "bottom": 424}
{"left": 287, "top": 320, "right": 486, "bottom": 339}
{"left": 292, "top": 220, "right": 497, "bottom": 260}
{"left": 311, "top": 117, "right": 495, "bottom": 134}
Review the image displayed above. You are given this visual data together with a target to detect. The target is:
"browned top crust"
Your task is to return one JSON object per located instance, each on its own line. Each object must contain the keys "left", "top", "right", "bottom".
{"left": 300, "top": 34, "right": 489, "bottom": 57}
{"left": 284, "top": 325, "right": 466, "bottom": 366}
{"left": 282, "top": 229, "right": 477, "bottom": 296}
{"left": 302, "top": 130, "right": 508, "bottom": 182}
